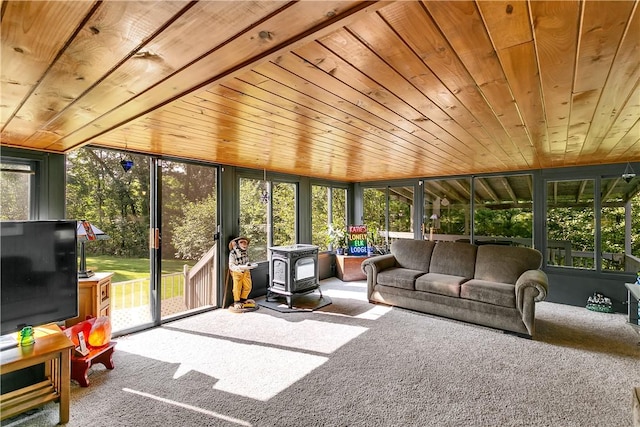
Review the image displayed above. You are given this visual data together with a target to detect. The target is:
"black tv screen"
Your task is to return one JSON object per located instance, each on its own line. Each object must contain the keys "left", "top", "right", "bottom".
{"left": 1, "top": 220, "right": 78, "bottom": 336}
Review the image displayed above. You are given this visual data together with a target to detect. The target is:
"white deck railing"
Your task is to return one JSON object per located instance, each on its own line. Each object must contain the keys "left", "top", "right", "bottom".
{"left": 110, "top": 244, "right": 217, "bottom": 332}
{"left": 184, "top": 244, "right": 217, "bottom": 309}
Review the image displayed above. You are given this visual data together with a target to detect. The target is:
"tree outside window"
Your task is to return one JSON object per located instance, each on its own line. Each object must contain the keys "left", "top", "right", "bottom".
{"left": 311, "top": 185, "right": 346, "bottom": 251}
{"left": 272, "top": 182, "right": 296, "bottom": 247}
{"left": 424, "top": 178, "right": 471, "bottom": 241}
{"left": 473, "top": 175, "right": 533, "bottom": 247}
{"left": 600, "top": 176, "right": 640, "bottom": 272}
{"left": 239, "top": 178, "right": 268, "bottom": 261}
{"left": 0, "top": 162, "right": 32, "bottom": 220}
{"left": 546, "top": 179, "right": 595, "bottom": 269}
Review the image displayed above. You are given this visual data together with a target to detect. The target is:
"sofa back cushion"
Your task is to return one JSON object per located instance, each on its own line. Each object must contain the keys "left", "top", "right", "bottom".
{"left": 429, "top": 242, "right": 477, "bottom": 278}
{"left": 390, "top": 239, "right": 435, "bottom": 272}
{"left": 474, "top": 245, "right": 542, "bottom": 284}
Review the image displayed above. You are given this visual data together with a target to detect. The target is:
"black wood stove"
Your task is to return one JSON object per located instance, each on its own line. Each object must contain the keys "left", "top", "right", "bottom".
{"left": 267, "top": 244, "right": 321, "bottom": 308}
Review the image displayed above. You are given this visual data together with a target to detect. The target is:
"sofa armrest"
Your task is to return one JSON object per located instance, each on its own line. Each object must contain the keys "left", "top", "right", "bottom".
{"left": 515, "top": 269, "right": 549, "bottom": 336}
{"left": 515, "top": 269, "right": 548, "bottom": 305}
{"left": 361, "top": 254, "right": 397, "bottom": 298}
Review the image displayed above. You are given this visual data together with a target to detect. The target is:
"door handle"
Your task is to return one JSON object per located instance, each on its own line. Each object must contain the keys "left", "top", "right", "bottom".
{"left": 149, "top": 228, "right": 160, "bottom": 249}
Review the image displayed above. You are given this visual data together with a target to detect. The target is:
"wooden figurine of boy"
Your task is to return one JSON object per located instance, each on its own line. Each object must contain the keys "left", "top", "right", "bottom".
{"left": 228, "top": 236, "right": 257, "bottom": 311}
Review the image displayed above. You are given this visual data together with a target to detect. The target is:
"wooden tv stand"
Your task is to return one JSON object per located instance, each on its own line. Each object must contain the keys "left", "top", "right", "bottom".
{"left": 0, "top": 324, "right": 73, "bottom": 424}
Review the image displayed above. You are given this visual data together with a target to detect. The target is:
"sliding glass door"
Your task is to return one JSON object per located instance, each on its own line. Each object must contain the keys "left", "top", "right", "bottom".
{"left": 67, "top": 149, "right": 220, "bottom": 334}
{"left": 67, "top": 149, "right": 153, "bottom": 333}
{"left": 159, "top": 160, "right": 218, "bottom": 321}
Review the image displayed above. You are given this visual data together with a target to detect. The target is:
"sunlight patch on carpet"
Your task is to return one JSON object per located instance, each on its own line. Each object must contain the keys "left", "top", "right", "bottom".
{"left": 117, "top": 328, "right": 328, "bottom": 401}
{"left": 323, "top": 286, "right": 369, "bottom": 302}
{"left": 353, "top": 304, "right": 392, "bottom": 320}
{"left": 167, "top": 310, "right": 369, "bottom": 354}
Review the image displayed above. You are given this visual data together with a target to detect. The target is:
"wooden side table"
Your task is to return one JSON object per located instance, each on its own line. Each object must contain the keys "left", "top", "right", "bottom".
{"left": 336, "top": 255, "right": 373, "bottom": 281}
{"left": 0, "top": 324, "right": 73, "bottom": 424}
{"left": 66, "top": 272, "right": 114, "bottom": 327}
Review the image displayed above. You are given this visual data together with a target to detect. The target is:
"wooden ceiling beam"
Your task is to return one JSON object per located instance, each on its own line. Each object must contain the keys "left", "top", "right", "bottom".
{"left": 498, "top": 176, "right": 518, "bottom": 203}
{"left": 475, "top": 177, "right": 500, "bottom": 203}
{"left": 576, "top": 179, "right": 588, "bottom": 203}
{"left": 602, "top": 177, "right": 621, "bottom": 201}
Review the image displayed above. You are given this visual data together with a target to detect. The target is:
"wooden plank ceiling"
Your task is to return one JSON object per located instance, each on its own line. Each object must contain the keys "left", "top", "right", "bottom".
{"left": 2, "top": 0, "right": 639, "bottom": 182}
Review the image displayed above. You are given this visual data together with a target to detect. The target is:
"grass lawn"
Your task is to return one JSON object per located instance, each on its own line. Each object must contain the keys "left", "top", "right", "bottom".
{"left": 85, "top": 255, "right": 195, "bottom": 283}
{"left": 85, "top": 256, "right": 198, "bottom": 308}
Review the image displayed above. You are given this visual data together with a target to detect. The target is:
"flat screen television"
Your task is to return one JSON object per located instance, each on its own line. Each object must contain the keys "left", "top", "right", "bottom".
{"left": 1, "top": 220, "right": 78, "bottom": 336}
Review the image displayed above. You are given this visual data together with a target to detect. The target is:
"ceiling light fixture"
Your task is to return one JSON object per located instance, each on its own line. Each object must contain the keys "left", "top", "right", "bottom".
{"left": 622, "top": 163, "right": 636, "bottom": 183}
{"left": 260, "top": 169, "right": 269, "bottom": 204}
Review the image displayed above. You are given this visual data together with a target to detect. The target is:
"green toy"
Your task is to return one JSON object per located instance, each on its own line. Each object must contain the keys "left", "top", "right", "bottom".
{"left": 19, "top": 326, "right": 35, "bottom": 346}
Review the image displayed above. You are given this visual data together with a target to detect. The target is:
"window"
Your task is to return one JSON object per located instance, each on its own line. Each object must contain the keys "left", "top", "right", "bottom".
{"left": 332, "top": 188, "right": 347, "bottom": 235}
{"left": 473, "top": 175, "right": 533, "bottom": 247}
{"left": 311, "top": 185, "right": 346, "bottom": 251}
{"left": 388, "top": 186, "right": 414, "bottom": 239}
{"left": 600, "top": 175, "right": 640, "bottom": 272}
{"left": 239, "top": 177, "right": 268, "bottom": 261}
{"left": 239, "top": 177, "right": 297, "bottom": 260}
{"left": 423, "top": 178, "right": 471, "bottom": 242}
{"left": 363, "top": 187, "right": 387, "bottom": 247}
{"left": 272, "top": 182, "right": 296, "bottom": 247}
{"left": 0, "top": 161, "right": 34, "bottom": 220}
{"left": 546, "top": 179, "right": 595, "bottom": 269}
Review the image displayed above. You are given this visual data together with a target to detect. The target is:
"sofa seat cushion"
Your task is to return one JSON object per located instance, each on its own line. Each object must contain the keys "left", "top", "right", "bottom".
{"left": 415, "top": 273, "right": 468, "bottom": 297}
{"left": 377, "top": 267, "right": 424, "bottom": 291}
{"left": 461, "top": 279, "right": 516, "bottom": 308}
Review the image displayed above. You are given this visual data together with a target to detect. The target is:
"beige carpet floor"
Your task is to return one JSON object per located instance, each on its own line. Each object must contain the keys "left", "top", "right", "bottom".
{"left": 4, "top": 278, "right": 640, "bottom": 427}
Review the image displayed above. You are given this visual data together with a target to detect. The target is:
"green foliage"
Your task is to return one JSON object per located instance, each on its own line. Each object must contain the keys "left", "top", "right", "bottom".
{"left": 311, "top": 185, "right": 347, "bottom": 251}
{"left": 65, "top": 148, "right": 640, "bottom": 274}
{"left": 328, "top": 227, "right": 347, "bottom": 248}
{"left": 239, "top": 178, "right": 268, "bottom": 260}
{"left": 67, "top": 148, "right": 218, "bottom": 264}
{"left": 66, "top": 148, "right": 150, "bottom": 258}
{"left": 547, "top": 207, "right": 595, "bottom": 250}
{"left": 388, "top": 193, "right": 412, "bottom": 232}
{"left": 172, "top": 194, "right": 217, "bottom": 260}
{"left": 0, "top": 166, "right": 30, "bottom": 220}
{"left": 162, "top": 161, "right": 218, "bottom": 259}
{"left": 272, "top": 182, "right": 296, "bottom": 246}
{"left": 311, "top": 185, "right": 330, "bottom": 249}
{"left": 474, "top": 208, "right": 532, "bottom": 238}
{"left": 363, "top": 188, "right": 386, "bottom": 235}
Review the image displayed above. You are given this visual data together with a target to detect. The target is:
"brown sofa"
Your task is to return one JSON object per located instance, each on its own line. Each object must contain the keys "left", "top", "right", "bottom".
{"left": 633, "top": 387, "right": 640, "bottom": 427}
{"left": 361, "top": 240, "right": 549, "bottom": 337}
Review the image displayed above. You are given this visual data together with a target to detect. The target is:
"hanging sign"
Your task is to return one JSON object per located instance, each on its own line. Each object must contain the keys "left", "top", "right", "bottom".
{"left": 347, "top": 224, "right": 368, "bottom": 255}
